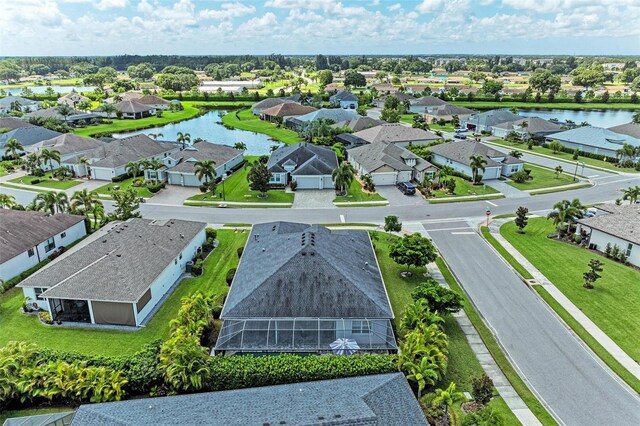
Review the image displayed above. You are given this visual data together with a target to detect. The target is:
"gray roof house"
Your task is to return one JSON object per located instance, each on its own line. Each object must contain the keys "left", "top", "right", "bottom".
{"left": 251, "top": 97, "right": 297, "bottom": 115}
{"left": 348, "top": 141, "right": 438, "bottom": 186}
{"left": 492, "top": 116, "right": 563, "bottom": 139}
{"left": 267, "top": 142, "right": 338, "bottom": 189}
{"left": 429, "top": 140, "right": 524, "bottom": 180}
{"left": 408, "top": 95, "right": 447, "bottom": 113}
{"left": 546, "top": 126, "right": 640, "bottom": 159}
{"left": 0, "top": 117, "right": 35, "bottom": 130}
{"left": 27, "top": 133, "right": 107, "bottom": 175}
{"left": 25, "top": 107, "right": 101, "bottom": 125}
{"left": 69, "top": 373, "right": 426, "bottom": 426}
{"left": 0, "top": 96, "right": 41, "bottom": 112}
{"left": 424, "top": 104, "right": 475, "bottom": 122}
{"left": 608, "top": 122, "right": 640, "bottom": 139}
{"left": 215, "top": 222, "right": 397, "bottom": 354}
{"left": 329, "top": 90, "right": 359, "bottom": 109}
{"left": 94, "top": 100, "right": 155, "bottom": 119}
{"left": 285, "top": 108, "right": 360, "bottom": 130}
{"left": 461, "top": 109, "right": 521, "bottom": 132}
{"left": 351, "top": 123, "right": 441, "bottom": 148}
{"left": 18, "top": 218, "right": 206, "bottom": 327}
{"left": 373, "top": 92, "right": 414, "bottom": 108}
{"left": 332, "top": 116, "right": 385, "bottom": 132}
{"left": 58, "top": 92, "right": 90, "bottom": 108}
{"left": 0, "top": 126, "right": 61, "bottom": 149}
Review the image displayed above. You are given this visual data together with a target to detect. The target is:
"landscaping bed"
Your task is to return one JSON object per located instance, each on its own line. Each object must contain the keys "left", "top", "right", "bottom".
{"left": 93, "top": 176, "right": 155, "bottom": 199}
{"left": 333, "top": 179, "right": 386, "bottom": 203}
{"left": 9, "top": 172, "right": 82, "bottom": 190}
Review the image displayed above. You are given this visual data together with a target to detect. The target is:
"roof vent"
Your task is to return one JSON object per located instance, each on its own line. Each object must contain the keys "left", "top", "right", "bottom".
{"left": 102, "top": 239, "right": 107, "bottom": 243}
{"left": 116, "top": 254, "right": 121, "bottom": 257}
{"left": 180, "top": 234, "right": 184, "bottom": 239}
{"left": 317, "top": 417, "right": 325, "bottom": 421}
{"left": 262, "top": 248, "right": 266, "bottom": 252}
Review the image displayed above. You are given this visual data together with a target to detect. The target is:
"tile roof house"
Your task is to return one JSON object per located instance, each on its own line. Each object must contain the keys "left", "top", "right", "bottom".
{"left": 348, "top": 141, "right": 438, "bottom": 186}
{"left": 429, "top": 140, "right": 524, "bottom": 180}
{"left": 215, "top": 222, "right": 397, "bottom": 354}
{"left": 461, "top": 109, "right": 521, "bottom": 132}
{"left": 69, "top": 373, "right": 426, "bottom": 426}
{"left": 0, "top": 96, "right": 41, "bottom": 113}
{"left": 267, "top": 142, "right": 338, "bottom": 189}
{"left": 0, "top": 126, "right": 61, "bottom": 149}
{"left": 0, "top": 210, "right": 86, "bottom": 282}
{"left": 18, "top": 218, "right": 206, "bottom": 326}
{"left": 608, "top": 122, "right": 640, "bottom": 139}
{"left": 546, "top": 127, "right": 640, "bottom": 159}
{"left": 260, "top": 103, "right": 317, "bottom": 122}
{"left": 577, "top": 204, "right": 640, "bottom": 267}
{"left": 329, "top": 90, "right": 359, "bottom": 109}
{"left": 351, "top": 123, "right": 441, "bottom": 148}
{"left": 492, "top": 116, "right": 563, "bottom": 140}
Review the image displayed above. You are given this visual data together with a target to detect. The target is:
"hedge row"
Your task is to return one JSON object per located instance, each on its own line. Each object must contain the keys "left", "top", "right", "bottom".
{"left": 1, "top": 259, "right": 51, "bottom": 293}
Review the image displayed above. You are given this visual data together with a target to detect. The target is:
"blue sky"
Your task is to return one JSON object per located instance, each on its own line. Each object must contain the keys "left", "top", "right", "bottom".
{"left": 1, "top": 0, "right": 639, "bottom": 56}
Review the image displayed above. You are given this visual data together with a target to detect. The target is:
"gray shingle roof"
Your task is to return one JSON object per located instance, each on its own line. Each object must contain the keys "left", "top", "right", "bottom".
{"left": 29, "top": 133, "right": 104, "bottom": 157}
{"left": 330, "top": 90, "right": 358, "bottom": 102}
{"left": 352, "top": 124, "right": 440, "bottom": 144}
{"left": 251, "top": 98, "right": 296, "bottom": 114}
{"left": 492, "top": 116, "right": 563, "bottom": 134}
{"left": 332, "top": 116, "right": 385, "bottom": 132}
{"left": 292, "top": 108, "right": 360, "bottom": 123}
{"left": 464, "top": 109, "right": 521, "bottom": 127}
{"left": 113, "top": 100, "right": 154, "bottom": 113}
{"left": 427, "top": 104, "right": 474, "bottom": 117}
{"left": 0, "top": 117, "right": 35, "bottom": 130}
{"left": 135, "top": 95, "right": 169, "bottom": 105}
{"left": 410, "top": 95, "right": 447, "bottom": 107}
{"left": 166, "top": 143, "right": 242, "bottom": 173}
{"left": 578, "top": 204, "right": 640, "bottom": 245}
{"left": 348, "top": 142, "right": 436, "bottom": 174}
{"left": 0, "top": 96, "right": 40, "bottom": 108}
{"left": 0, "top": 210, "right": 85, "bottom": 264}
{"left": 0, "top": 126, "right": 62, "bottom": 148}
{"left": 70, "top": 373, "right": 426, "bottom": 426}
{"left": 267, "top": 142, "right": 338, "bottom": 176}
{"left": 91, "top": 134, "right": 177, "bottom": 168}
{"left": 547, "top": 126, "right": 640, "bottom": 150}
{"left": 221, "top": 222, "right": 393, "bottom": 319}
{"left": 608, "top": 122, "right": 640, "bottom": 139}
{"left": 26, "top": 108, "right": 102, "bottom": 123}
{"left": 18, "top": 218, "right": 205, "bottom": 303}
{"left": 429, "top": 140, "right": 523, "bottom": 167}
{"left": 260, "top": 103, "right": 317, "bottom": 118}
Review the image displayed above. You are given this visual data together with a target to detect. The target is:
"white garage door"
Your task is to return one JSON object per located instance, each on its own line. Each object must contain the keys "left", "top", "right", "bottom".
{"left": 295, "top": 176, "right": 322, "bottom": 189}
{"left": 371, "top": 172, "right": 397, "bottom": 186}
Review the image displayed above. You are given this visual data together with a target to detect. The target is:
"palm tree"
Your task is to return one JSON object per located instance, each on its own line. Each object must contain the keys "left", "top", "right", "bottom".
{"left": 332, "top": 161, "right": 354, "bottom": 196}
{"left": 194, "top": 160, "right": 217, "bottom": 188}
{"left": 233, "top": 142, "right": 247, "bottom": 151}
{"left": 53, "top": 192, "right": 69, "bottom": 213}
{"left": 56, "top": 104, "right": 74, "bottom": 123}
{"left": 149, "top": 133, "right": 164, "bottom": 140}
{"left": 90, "top": 202, "right": 105, "bottom": 229}
{"left": 400, "top": 299, "right": 444, "bottom": 335}
{"left": 547, "top": 198, "right": 584, "bottom": 236}
{"left": 469, "top": 154, "right": 487, "bottom": 184}
{"left": 34, "top": 192, "right": 56, "bottom": 214}
{"left": 405, "top": 357, "right": 440, "bottom": 399}
{"left": 621, "top": 185, "right": 640, "bottom": 205}
{"left": 177, "top": 132, "right": 191, "bottom": 149}
{"left": 78, "top": 156, "right": 90, "bottom": 178}
{"left": 432, "top": 382, "right": 465, "bottom": 426}
{"left": 39, "top": 149, "right": 61, "bottom": 173}
{"left": 509, "top": 150, "right": 523, "bottom": 159}
{"left": 100, "top": 103, "right": 117, "bottom": 119}
{"left": 25, "top": 153, "right": 40, "bottom": 175}
{"left": 4, "top": 138, "right": 24, "bottom": 160}
{"left": 126, "top": 161, "right": 142, "bottom": 179}
{"left": 0, "top": 193, "right": 16, "bottom": 209}
{"left": 616, "top": 143, "right": 637, "bottom": 165}
{"left": 70, "top": 189, "right": 97, "bottom": 214}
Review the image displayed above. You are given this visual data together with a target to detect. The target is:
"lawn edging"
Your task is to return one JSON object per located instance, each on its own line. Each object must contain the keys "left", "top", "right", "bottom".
{"left": 333, "top": 201, "right": 389, "bottom": 207}
{"left": 428, "top": 194, "right": 504, "bottom": 204}
{"left": 530, "top": 183, "right": 592, "bottom": 195}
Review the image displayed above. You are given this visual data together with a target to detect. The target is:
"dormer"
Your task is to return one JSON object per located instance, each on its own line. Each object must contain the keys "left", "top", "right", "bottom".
{"left": 283, "top": 158, "right": 297, "bottom": 172}
{"left": 400, "top": 152, "right": 417, "bottom": 167}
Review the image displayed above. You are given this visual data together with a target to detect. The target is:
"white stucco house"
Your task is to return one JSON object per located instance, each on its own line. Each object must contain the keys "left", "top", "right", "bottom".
{"left": 267, "top": 142, "right": 338, "bottom": 189}
{"left": 329, "top": 91, "right": 359, "bottom": 109}
{"left": 545, "top": 127, "right": 640, "bottom": 159}
{"left": 351, "top": 124, "right": 441, "bottom": 148}
{"left": 0, "top": 210, "right": 86, "bottom": 282}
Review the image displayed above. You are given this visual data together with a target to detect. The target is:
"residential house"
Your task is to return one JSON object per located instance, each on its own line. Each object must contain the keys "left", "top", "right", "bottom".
{"left": 285, "top": 108, "right": 359, "bottom": 131}
{"left": 408, "top": 95, "right": 447, "bottom": 113}
{"left": 215, "top": 222, "right": 397, "bottom": 354}
{"left": 576, "top": 204, "right": 640, "bottom": 267}
{"left": 25, "top": 107, "right": 102, "bottom": 126}
{"left": 267, "top": 142, "right": 338, "bottom": 189}
{"left": 250, "top": 97, "right": 297, "bottom": 115}
{"left": 424, "top": 104, "right": 475, "bottom": 123}
{"left": 260, "top": 103, "right": 317, "bottom": 123}
{"left": 0, "top": 126, "right": 61, "bottom": 149}
{"left": 329, "top": 90, "right": 359, "bottom": 109}
{"left": 68, "top": 373, "right": 426, "bottom": 426}
{"left": 461, "top": 109, "right": 521, "bottom": 132}
{"left": 198, "top": 80, "right": 263, "bottom": 93}
{"left": 27, "top": 133, "right": 107, "bottom": 176}
{"left": 95, "top": 100, "right": 155, "bottom": 119}
{"left": 0, "top": 96, "right": 40, "bottom": 113}
{"left": 134, "top": 95, "right": 170, "bottom": 110}
{"left": 608, "top": 122, "right": 640, "bottom": 139}
{"left": 373, "top": 92, "right": 414, "bottom": 108}
{"left": 0, "top": 117, "right": 35, "bottom": 131}
{"left": 348, "top": 141, "right": 438, "bottom": 186}
{"left": 492, "top": 116, "right": 563, "bottom": 140}
{"left": 331, "top": 116, "right": 384, "bottom": 132}
{"left": 58, "top": 92, "right": 89, "bottom": 108}
{"left": 0, "top": 210, "right": 86, "bottom": 282}
{"left": 546, "top": 127, "right": 640, "bottom": 159}
{"left": 429, "top": 140, "right": 524, "bottom": 180}
{"left": 18, "top": 218, "right": 206, "bottom": 327}
{"left": 351, "top": 123, "right": 441, "bottom": 148}
{"left": 146, "top": 142, "right": 244, "bottom": 187}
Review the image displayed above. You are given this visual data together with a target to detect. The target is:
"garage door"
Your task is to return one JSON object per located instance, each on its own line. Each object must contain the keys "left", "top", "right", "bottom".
{"left": 295, "top": 176, "right": 321, "bottom": 189}
{"left": 372, "top": 172, "right": 397, "bottom": 186}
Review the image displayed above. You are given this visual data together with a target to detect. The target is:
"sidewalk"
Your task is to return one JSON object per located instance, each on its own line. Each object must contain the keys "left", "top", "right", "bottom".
{"left": 488, "top": 227, "right": 640, "bottom": 382}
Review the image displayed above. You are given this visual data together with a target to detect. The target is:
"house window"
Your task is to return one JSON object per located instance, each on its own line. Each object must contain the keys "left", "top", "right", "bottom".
{"left": 60, "top": 232, "right": 66, "bottom": 239}
{"left": 273, "top": 174, "right": 281, "bottom": 183}
{"left": 28, "top": 248, "right": 35, "bottom": 257}
{"left": 426, "top": 171, "right": 435, "bottom": 178}
{"left": 34, "top": 288, "right": 45, "bottom": 301}
{"left": 44, "top": 237, "right": 56, "bottom": 253}
{"left": 510, "top": 165, "right": 520, "bottom": 173}
{"left": 351, "top": 320, "right": 370, "bottom": 334}
{"left": 626, "top": 243, "right": 633, "bottom": 257}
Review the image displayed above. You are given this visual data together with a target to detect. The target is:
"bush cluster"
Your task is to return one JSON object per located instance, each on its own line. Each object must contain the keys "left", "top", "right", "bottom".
{"left": 147, "top": 181, "right": 166, "bottom": 193}
{"left": 1, "top": 259, "right": 52, "bottom": 293}
{"left": 225, "top": 268, "right": 236, "bottom": 285}
{"left": 111, "top": 173, "right": 129, "bottom": 183}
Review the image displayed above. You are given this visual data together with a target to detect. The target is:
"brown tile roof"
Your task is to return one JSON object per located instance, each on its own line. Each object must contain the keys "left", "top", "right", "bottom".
{"left": 261, "top": 103, "right": 317, "bottom": 118}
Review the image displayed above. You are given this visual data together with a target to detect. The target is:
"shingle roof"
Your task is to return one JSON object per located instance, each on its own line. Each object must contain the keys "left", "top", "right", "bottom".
{"left": 26, "top": 107, "right": 101, "bottom": 122}
{"left": 493, "top": 116, "right": 563, "bottom": 134}
{"left": 70, "top": 373, "right": 426, "bottom": 426}
{"left": 348, "top": 142, "right": 436, "bottom": 173}
{"left": 427, "top": 104, "right": 474, "bottom": 117}
{"left": 221, "top": 222, "right": 393, "bottom": 318}
{"left": 113, "top": 100, "right": 154, "bottom": 113}
{"left": 332, "top": 116, "right": 385, "bottom": 132}
{"left": 547, "top": 126, "right": 640, "bottom": 150}
{"left": 135, "top": 95, "right": 169, "bottom": 105}
{"left": 267, "top": 142, "right": 338, "bottom": 176}
{"left": 578, "top": 204, "right": 640, "bottom": 245}
{"left": 410, "top": 96, "right": 447, "bottom": 107}
{"left": 0, "top": 117, "right": 34, "bottom": 130}
{"left": 352, "top": 124, "right": 440, "bottom": 144}
{"left": 0, "top": 210, "right": 85, "bottom": 264}
{"left": 260, "top": 103, "right": 317, "bottom": 118}
{"left": 607, "top": 122, "right": 640, "bottom": 139}
{"left": 464, "top": 109, "right": 521, "bottom": 127}
{"left": 429, "top": 140, "right": 523, "bottom": 167}
{"left": 166, "top": 143, "right": 242, "bottom": 173}
{"left": 293, "top": 108, "right": 360, "bottom": 123}
{"left": 251, "top": 98, "right": 296, "bottom": 114}
{"left": 29, "top": 133, "right": 104, "bottom": 157}
{"left": 375, "top": 93, "right": 414, "bottom": 103}
{"left": 0, "top": 96, "right": 39, "bottom": 108}
{"left": 330, "top": 90, "right": 358, "bottom": 102}
{"left": 19, "top": 218, "right": 205, "bottom": 303}
{"left": 91, "top": 134, "right": 177, "bottom": 168}
{"left": 0, "top": 126, "right": 62, "bottom": 148}
{"left": 58, "top": 92, "right": 89, "bottom": 105}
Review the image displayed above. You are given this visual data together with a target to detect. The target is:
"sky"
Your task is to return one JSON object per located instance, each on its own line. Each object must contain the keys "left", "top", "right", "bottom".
{"left": 1, "top": 0, "right": 639, "bottom": 56}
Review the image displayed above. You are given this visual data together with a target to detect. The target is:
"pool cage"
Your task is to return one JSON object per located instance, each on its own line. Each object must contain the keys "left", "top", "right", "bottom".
{"left": 214, "top": 318, "right": 398, "bottom": 355}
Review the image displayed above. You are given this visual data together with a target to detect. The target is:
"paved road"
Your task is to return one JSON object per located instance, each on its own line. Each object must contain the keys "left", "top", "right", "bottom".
{"left": 425, "top": 222, "right": 640, "bottom": 426}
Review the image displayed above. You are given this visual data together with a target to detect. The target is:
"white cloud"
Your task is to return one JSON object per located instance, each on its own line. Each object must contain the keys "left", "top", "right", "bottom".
{"left": 199, "top": 3, "right": 256, "bottom": 20}
{"left": 415, "top": 0, "right": 446, "bottom": 14}
{"left": 388, "top": 3, "right": 402, "bottom": 11}
{"left": 94, "top": 0, "right": 128, "bottom": 11}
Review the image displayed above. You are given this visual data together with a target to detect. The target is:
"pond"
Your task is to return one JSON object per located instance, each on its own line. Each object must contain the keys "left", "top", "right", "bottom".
{"left": 114, "top": 110, "right": 282, "bottom": 156}
{"left": 516, "top": 108, "right": 635, "bottom": 128}
{"left": 2, "top": 85, "right": 97, "bottom": 96}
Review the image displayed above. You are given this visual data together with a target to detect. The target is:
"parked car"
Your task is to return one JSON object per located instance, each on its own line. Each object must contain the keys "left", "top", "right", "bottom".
{"left": 396, "top": 181, "right": 416, "bottom": 195}
{"left": 454, "top": 133, "right": 467, "bottom": 139}
{"left": 455, "top": 128, "right": 468, "bottom": 133}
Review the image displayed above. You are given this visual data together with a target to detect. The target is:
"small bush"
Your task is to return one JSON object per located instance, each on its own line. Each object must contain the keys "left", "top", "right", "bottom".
{"left": 290, "top": 180, "right": 298, "bottom": 192}
{"left": 199, "top": 184, "right": 209, "bottom": 193}
{"left": 147, "top": 181, "right": 166, "bottom": 193}
{"left": 237, "top": 247, "right": 244, "bottom": 258}
{"left": 192, "top": 259, "right": 204, "bottom": 275}
{"left": 203, "top": 237, "right": 215, "bottom": 252}
{"left": 206, "top": 227, "right": 217, "bottom": 240}
{"left": 111, "top": 173, "right": 129, "bottom": 183}
{"left": 510, "top": 170, "right": 529, "bottom": 184}
{"left": 32, "top": 168, "right": 45, "bottom": 177}
{"left": 39, "top": 311, "right": 53, "bottom": 325}
{"left": 471, "top": 374, "right": 494, "bottom": 405}
{"left": 226, "top": 268, "right": 237, "bottom": 285}
{"left": 30, "top": 178, "right": 41, "bottom": 184}
{"left": 572, "top": 234, "right": 582, "bottom": 244}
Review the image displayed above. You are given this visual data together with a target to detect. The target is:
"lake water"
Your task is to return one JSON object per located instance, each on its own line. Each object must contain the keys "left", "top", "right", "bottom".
{"left": 114, "top": 110, "right": 282, "bottom": 156}
{"left": 517, "top": 108, "right": 634, "bottom": 128}
{"left": 2, "top": 85, "right": 97, "bottom": 96}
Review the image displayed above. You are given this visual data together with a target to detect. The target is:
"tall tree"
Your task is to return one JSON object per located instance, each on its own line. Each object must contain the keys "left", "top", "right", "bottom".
{"left": 194, "top": 160, "right": 217, "bottom": 194}
{"left": 34, "top": 192, "right": 56, "bottom": 214}
{"left": 70, "top": 189, "right": 98, "bottom": 214}
{"left": 177, "top": 132, "right": 191, "bottom": 149}
{"left": 469, "top": 154, "right": 487, "bottom": 184}
{"left": 125, "top": 161, "right": 142, "bottom": 179}
{"left": 331, "top": 161, "right": 354, "bottom": 195}
{"left": 514, "top": 206, "right": 529, "bottom": 233}
{"left": 546, "top": 198, "right": 584, "bottom": 236}
{"left": 247, "top": 161, "right": 271, "bottom": 197}
{"left": 56, "top": 104, "right": 74, "bottom": 123}
{"left": 39, "top": 149, "right": 61, "bottom": 172}
{"left": 621, "top": 185, "right": 640, "bottom": 205}
{"left": 4, "top": 138, "right": 24, "bottom": 160}
{"left": 384, "top": 215, "right": 402, "bottom": 236}
{"left": 110, "top": 188, "right": 141, "bottom": 220}
{"left": 233, "top": 142, "right": 247, "bottom": 151}
{"left": 0, "top": 193, "right": 16, "bottom": 209}
{"left": 390, "top": 233, "right": 438, "bottom": 274}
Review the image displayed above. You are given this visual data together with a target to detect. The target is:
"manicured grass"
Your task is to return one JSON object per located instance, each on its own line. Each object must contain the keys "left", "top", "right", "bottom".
{"left": 453, "top": 101, "right": 640, "bottom": 110}
{"left": 333, "top": 179, "right": 386, "bottom": 203}
{"left": 93, "top": 176, "right": 154, "bottom": 199}
{"left": 480, "top": 226, "right": 534, "bottom": 279}
{"left": 508, "top": 163, "right": 578, "bottom": 190}
{"left": 501, "top": 219, "right": 640, "bottom": 362}
{"left": 0, "top": 230, "right": 248, "bottom": 356}
{"left": 432, "top": 176, "right": 500, "bottom": 198}
{"left": 530, "top": 183, "right": 592, "bottom": 195}
{"left": 488, "top": 139, "right": 636, "bottom": 173}
{"left": 435, "top": 257, "right": 557, "bottom": 426}
{"left": 0, "top": 183, "right": 51, "bottom": 194}
{"left": 534, "top": 286, "right": 640, "bottom": 394}
{"left": 221, "top": 108, "right": 303, "bottom": 145}
{"left": 9, "top": 172, "right": 82, "bottom": 190}
{"left": 429, "top": 123, "right": 456, "bottom": 132}
{"left": 187, "top": 166, "right": 294, "bottom": 204}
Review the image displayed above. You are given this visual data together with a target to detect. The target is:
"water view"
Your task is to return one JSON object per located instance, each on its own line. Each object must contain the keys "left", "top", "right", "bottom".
{"left": 114, "top": 110, "right": 282, "bottom": 156}
{"left": 517, "top": 108, "right": 634, "bottom": 128}
{"left": 3, "top": 85, "right": 97, "bottom": 95}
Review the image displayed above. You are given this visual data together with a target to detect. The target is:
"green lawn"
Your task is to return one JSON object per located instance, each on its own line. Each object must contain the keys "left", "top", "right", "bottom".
{"left": 429, "top": 123, "right": 456, "bottom": 132}
{"left": 501, "top": 218, "right": 640, "bottom": 362}
{"left": 187, "top": 166, "right": 294, "bottom": 204}
{"left": 480, "top": 226, "right": 534, "bottom": 279}
{"left": 9, "top": 172, "right": 82, "bottom": 190}
{"left": 0, "top": 230, "right": 248, "bottom": 356}
{"left": 93, "top": 176, "right": 154, "bottom": 199}
{"left": 221, "top": 108, "right": 303, "bottom": 145}
{"left": 334, "top": 179, "right": 386, "bottom": 203}
{"left": 453, "top": 101, "right": 640, "bottom": 110}
{"left": 508, "top": 163, "right": 579, "bottom": 190}
{"left": 432, "top": 176, "right": 500, "bottom": 198}
{"left": 489, "top": 139, "right": 637, "bottom": 173}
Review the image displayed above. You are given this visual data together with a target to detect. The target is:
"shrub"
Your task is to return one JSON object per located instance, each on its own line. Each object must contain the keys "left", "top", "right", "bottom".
{"left": 131, "top": 177, "right": 145, "bottom": 187}
{"left": 111, "top": 173, "right": 129, "bottom": 183}
{"left": 237, "top": 247, "right": 244, "bottom": 258}
{"left": 30, "top": 178, "right": 41, "bottom": 184}
{"left": 572, "top": 234, "right": 582, "bottom": 244}
{"left": 192, "top": 259, "right": 204, "bottom": 275}
{"left": 205, "top": 227, "right": 217, "bottom": 240}
{"left": 199, "top": 184, "right": 209, "bottom": 193}
{"left": 32, "top": 168, "right": 45, "bottom": 177}
{"left": 39, "top": 311, "right": 53, "bottom": 325}
{"left": 411, "top": 278, "right": 463, "bottom": 314}
{"left": 226, "top": 268, "right": 237, "bottom": 285}
{"left": 203, "top": 237, "right": 215, "bottom": 252}
{"left": 147, "top": 181, "right": 166, "bottom": 193}
{"left": 510, "top": 170, "right": 528, "bottom": 184}
{"left": 471, "top": 374, "right": 494, "bottom": 405}
{"left": 290, "top": 180, "right": 298, "bottom": 192}
{"left": 604, "top": 243, "right": 612, "bottom": 257}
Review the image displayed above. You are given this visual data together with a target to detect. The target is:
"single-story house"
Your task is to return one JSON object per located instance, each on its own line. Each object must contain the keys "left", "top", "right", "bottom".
{"left": 260, "top": 103, "right": 317, "bottom": 123}
{"left": 0, "top": 126, "right": 61, "bottom": 149}
{"left": 351, "top": 123, "right": 441, "bottom": 148}
{"left": 545, "top": 127, "right": 640, "bottom": 159}
{"left": 0, "top": 117, "right": 35, "bottom": 131}
{"left": 608, "top": 122, "right": 640, "bottom": 139}
{"left": 335, "top": 132, "right": 370, "bottom": 148}
{"left": 94, "top": 100, "right": 155, "bottom": 119}
{"left": 0, "top": 210, "right": 87, "bottom": 282}
{"left": 461, "top": 109, "right": 521, "bottom": 132}
{"left": 58, "top": 92, "right": 89, "bottom": 108}
{"left": 19, "top": 218, "right": 206, "bottom": 327}
{"left": 146, "top": 142, "right": 244, "bottom": 187}
{"left": 0, "top": 96, "right": 41, "bottom": 113}
{"left": 408, "top": 95, "right": 447, "bottom": 113}
{"left": 348, "top": 141, "right": 438, "bottom": 186}
{"left": 215, "top": 222, "right": 397, "bottom": 354}
{"left": 576, "top": 204, "right": 640, "bottom": 267}
{"left": 27, "top": 133, "right": 107, "bottom": 175}
{"left": 250, "top": 97, "right": 297, "bottom": 115}
{"left": 492, "top": 116, "right": 563, "bottom": 140}
{"left": 331, "top": 116, "right": 385, "bottom": 132}
{"left": 25, "top": 107, "right": 102, "bottom": 126}
{"left": 373, "top": 92, "right": 414, "bottom": 107}
{"left": 267, "top": 142, "right": 338, "bottom": 189}
{"left": 134, "top": 94, "right": 171, "bottom": 110}
{"left": 329, "top": 90, "right": 359, "bottom": 109}
{"left": 68, "top": 373, "right": 426, "bottom": 426}
{"left": 429, "top": 140, "right": 524, "bottom": 180}
{"left": 424, "top": 104, "right": 475, "bottom": 123}
{"left": 285, "top": 108, "right": 360, "bottom": 131}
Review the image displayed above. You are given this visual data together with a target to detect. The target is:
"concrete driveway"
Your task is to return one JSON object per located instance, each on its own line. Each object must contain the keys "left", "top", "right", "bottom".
{"left": 150, "top": 185, "right": 200, "bottom": 205}
{"left": 292, "top": 189, "right": 336, "bottom": 209}
{"left": 376, "top": 185, "right": 430, "bottom": 207}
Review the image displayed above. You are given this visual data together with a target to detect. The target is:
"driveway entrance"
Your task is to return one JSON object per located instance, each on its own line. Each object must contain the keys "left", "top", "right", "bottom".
{"left": 292, "top": 190, "right": 337, "bottom": 209}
